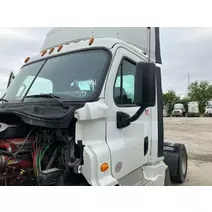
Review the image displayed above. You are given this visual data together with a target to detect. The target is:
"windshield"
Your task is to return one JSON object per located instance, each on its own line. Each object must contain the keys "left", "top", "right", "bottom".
{"left": 174, "top": 104, "right": 183, "bottom": 109}
{"left": 4, "top": 49, "right": 110, "bottom": 103}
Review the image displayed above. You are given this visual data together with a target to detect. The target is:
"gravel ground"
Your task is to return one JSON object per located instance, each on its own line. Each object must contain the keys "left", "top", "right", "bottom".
{"left": 164, "top": 117, "right": 212, "bottom": 186}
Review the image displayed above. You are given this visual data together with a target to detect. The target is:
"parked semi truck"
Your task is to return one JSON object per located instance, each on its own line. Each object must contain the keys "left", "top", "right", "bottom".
{"left": 172, "top": 103, "right": 186, "bottom": 117}
{"left": 0, "top": 27, "right": 187, "bottom": 186}
{"left": 187, "top": 101, "right": 200, "bottom": 117}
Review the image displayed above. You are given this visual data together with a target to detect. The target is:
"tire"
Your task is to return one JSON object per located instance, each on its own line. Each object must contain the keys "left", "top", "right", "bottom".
{"left": 171, "top": 144, "right": 188, "bottom": 183}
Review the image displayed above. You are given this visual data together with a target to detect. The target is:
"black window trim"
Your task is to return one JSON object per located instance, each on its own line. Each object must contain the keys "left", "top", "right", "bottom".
{"left": 113, "top": 56, "right": 139, "bottom": 108}
{"left": 12, "top": 47, "right": 112, "bottom": 104}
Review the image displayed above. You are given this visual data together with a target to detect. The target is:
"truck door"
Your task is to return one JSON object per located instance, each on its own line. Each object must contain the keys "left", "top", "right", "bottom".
{"left": 105, "top": 48, "right": 152, "bottom": 183}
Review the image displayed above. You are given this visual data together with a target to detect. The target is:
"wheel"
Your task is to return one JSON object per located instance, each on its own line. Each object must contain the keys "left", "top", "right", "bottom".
{"left": 171, "top": 144, "right": 188, "bottom": 183}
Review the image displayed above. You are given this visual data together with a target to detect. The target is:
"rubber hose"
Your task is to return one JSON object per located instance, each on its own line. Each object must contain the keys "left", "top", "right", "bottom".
{"left": 46, "top": 148, "right": 59, "bottom": 170}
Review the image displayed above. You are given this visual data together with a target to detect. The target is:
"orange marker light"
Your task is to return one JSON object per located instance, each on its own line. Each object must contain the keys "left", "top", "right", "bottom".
{"left": 49, "top": 48, "right": 54, "bottom": 54}
{"left": 24, "top": 57, "right": 30, "bottom": 63}
{"left": 57, "top": 45, "right": 63, "bottom": 52}
{"left": 41, "top": 50, "right": 47, "bottom": 56}
{"left": 101, "top": 163, "right": 109, "bottom": 172}
{"left": 89, "top": 37, "right": 94, "bottom": 46}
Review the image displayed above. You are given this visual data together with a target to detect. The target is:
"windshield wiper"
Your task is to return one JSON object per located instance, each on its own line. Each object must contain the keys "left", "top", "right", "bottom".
{"left": 0, "top": 98, "right": 8, "bottom": 108}
{"left": 0, "top": 98, "right": 8, "bottom": 103}
{"left": 25, "top": 94, "right": 69, "bottom": 109}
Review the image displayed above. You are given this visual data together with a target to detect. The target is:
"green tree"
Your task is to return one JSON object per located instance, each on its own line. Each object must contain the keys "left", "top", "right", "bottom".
{"left": 163, "top": 90, "right": 180, "bottom": 115}
{"left": 188, "top": 80, "right": 212, "bottom": 113}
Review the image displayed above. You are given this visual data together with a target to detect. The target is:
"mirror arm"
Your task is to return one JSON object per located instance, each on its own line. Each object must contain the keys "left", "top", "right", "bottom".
{"left": 128, "top": 105, "right": 146, "bottom": 123}
{"left": 117, "top": 105, "right": 147, "bottom": 129}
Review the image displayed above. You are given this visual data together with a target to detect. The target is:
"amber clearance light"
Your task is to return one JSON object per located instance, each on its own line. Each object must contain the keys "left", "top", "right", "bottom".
{"left": 89, "top": 37, "right": 94, "bottom": 46}
{"left": 101, "top": 163, "right": 109, "bottom": 172}
{"left": 41, "top": 50, "right": 47, "bottom": 56}
{"left": 49, "top": 47, "right": 55, "bottom": 54}
{"left": 57, "top": 45, "right": 63, "bottom": 52}
{"left": 24, "top": 57, "right": 30, "bottom": 63}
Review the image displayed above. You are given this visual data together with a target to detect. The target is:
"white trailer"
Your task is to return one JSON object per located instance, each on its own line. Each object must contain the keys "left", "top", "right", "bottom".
{"left": 187, "top": 101, "right": 200, "bottom": 117}
{"left": 204, "top": 101, "right": 212, "bottom": 117}
{"left": 0, "top": 27, "right": 188, "bottom": 186}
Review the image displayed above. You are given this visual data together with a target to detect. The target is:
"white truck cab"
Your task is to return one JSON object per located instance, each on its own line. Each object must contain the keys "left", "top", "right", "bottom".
{"left": 0, "top": 28, "right": 187, "bottom": 186}
{"left": 172, "top": 103, "right": 186, "bottom": 117}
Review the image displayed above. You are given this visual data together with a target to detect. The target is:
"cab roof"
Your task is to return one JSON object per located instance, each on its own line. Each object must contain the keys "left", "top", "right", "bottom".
{"left": 41, "top": 27, "right": 162, "bottom": 64}
{"left": 25, "top": 37, "right": 148, "bottom": 65}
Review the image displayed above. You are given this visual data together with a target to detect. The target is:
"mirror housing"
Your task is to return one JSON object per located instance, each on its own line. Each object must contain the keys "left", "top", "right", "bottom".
{"left": 134, "top": 62, "right": 156, "bottom": 107}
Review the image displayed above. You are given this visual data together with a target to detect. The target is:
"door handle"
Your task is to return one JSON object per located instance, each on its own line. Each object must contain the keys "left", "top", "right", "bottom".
{"left": 144, "top": 137, "right": 149, "bottom": 156}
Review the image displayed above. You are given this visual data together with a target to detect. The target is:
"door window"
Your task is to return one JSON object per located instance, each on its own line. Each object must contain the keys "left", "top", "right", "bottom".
{"left": 114, "top": 59, "right": 136, "bottom": 106}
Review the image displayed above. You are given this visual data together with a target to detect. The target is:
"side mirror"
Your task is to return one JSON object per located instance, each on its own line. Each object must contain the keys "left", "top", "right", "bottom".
{"left": 134, "top": 62, "right": 156, "bottom": 107}
{"left": 117, "top": 61, "right": 157, "bottom": 129}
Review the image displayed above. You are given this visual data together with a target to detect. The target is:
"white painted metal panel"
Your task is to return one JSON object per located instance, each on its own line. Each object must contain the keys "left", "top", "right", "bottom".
{"left": 41, "top": 27, "right": 161, "bottom": 63}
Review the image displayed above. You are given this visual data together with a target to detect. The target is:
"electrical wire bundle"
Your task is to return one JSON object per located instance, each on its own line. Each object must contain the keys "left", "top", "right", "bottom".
{"left": 32, "top": 133, "right": 52, "bottom": 177}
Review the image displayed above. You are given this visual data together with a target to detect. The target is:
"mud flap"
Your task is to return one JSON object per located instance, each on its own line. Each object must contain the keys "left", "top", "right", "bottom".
{"left": 164, "top": 145, "right": 178, "bottom": 177}
{"left": 164, "top": 167, "right": 172, "bottom": 186}
{"left": 163, "top": 142, "right": 188, "bottom": 183}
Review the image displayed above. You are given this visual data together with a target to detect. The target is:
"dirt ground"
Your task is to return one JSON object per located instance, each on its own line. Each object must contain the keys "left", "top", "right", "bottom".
{"left": 164, "top": 117, "right": 212, "bottom": 186}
